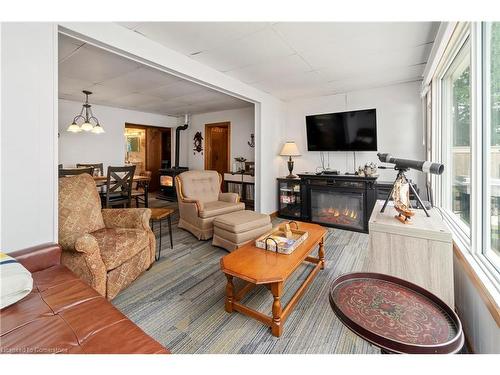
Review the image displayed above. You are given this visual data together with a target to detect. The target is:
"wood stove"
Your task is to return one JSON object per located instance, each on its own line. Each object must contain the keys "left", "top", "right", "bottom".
{"left": 157, "top": 121, "right": 189, "bottom": 201}
{"left": 157, "top": 167, "right": 188, "bottom": 201}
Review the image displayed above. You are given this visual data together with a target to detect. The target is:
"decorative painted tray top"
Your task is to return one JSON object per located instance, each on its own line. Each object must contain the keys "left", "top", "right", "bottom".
{"left": 329, "top": 273, "right": 464, "bottom": 354}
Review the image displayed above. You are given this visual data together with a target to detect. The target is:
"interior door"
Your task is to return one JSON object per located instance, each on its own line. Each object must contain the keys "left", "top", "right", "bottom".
{"left": 146, "top": 127, "right": 162, "bottom": 192}
{"left": 205, "top": 122, "right": 230, "bottom": 177}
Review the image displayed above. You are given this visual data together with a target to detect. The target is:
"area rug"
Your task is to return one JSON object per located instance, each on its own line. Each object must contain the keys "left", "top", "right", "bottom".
{"left": 112, "top": 210, "right": 379, "bottom": 354}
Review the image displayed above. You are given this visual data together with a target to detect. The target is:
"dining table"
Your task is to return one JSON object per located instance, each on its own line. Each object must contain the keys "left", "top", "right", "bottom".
{"left": 93, "top": 175, "right": 151, "bottom": 208}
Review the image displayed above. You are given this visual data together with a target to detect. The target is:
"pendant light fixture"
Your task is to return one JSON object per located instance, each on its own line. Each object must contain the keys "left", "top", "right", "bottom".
{"left": 67, "top": 90, "right": 104, "bottom": 134}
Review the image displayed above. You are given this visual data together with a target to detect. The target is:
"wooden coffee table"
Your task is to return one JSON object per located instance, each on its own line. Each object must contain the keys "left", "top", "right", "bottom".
{"left": 220, "top": 221, "right": 327, "bottom": 337}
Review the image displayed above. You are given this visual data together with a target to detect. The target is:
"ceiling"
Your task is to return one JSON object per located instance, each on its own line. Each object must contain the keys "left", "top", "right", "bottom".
{"left": 58, "top": 34, "right": 252, "bottom": 116}
{"left": 120, "top": 22, "right": 439, "bottom": 100}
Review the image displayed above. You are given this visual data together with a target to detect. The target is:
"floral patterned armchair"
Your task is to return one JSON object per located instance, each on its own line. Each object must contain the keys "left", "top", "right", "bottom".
{"left": 58, "top": 174, "right": 155, "bottom": 300}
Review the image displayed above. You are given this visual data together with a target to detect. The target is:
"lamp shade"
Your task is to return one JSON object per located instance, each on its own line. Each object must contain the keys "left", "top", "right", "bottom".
{"left": 67, "top": 123, "right": 82, "bottom": 133}
{"left": 91, "top": 124, "right": 105, "bottom": 134}
{"left": 280, "top": 141, "right": 301, "bottom": 156}
{"left": 80, "top": 122, "right": 94, "bottom": 132}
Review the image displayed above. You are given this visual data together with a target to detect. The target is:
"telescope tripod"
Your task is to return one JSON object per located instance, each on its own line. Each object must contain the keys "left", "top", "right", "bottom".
{"left": 380, "top": 168, "right": 430, "bottom": 217}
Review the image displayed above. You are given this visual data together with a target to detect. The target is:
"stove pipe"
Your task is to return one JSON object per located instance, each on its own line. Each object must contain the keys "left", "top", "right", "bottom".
{"left": 174, "top": 116, "right": 189, "bottom": 169}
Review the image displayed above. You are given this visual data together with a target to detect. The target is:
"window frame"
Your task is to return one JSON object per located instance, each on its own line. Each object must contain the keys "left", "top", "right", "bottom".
{"left": 433, "top": 22, "right": 500, "bottom": 295}
{"left": 435, "top": 24, "right": 474, "bottom": 250}
{"left": 481, "top": 22, "right": 500, "bottom": 275}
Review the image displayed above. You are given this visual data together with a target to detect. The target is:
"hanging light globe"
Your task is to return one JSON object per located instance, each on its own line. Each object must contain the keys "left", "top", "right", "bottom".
{"left": 91, "top": 123, "right": 105, "bottom": 134}
{"left": 80, "top": 122, "right": 94, "bottom": 132}
{"left": 67, "top": 122, "right": 82, "bottom": 133}
{"left": 67, "top": 90, "right": 104, "bottom": 134}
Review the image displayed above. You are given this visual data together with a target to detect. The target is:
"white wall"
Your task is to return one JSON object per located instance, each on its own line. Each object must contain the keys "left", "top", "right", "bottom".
{"left": 58, "top": 99, "right": 178, "bottom": 169}
{"left": 187, "top": 107, "right": 254, "bottom": 171}
{"left": 1, "top": 23, "right": 58, "bottom": 252}
{"left": 453, "top": 255, "right": 500, "bottom": 353}
{"left": 284, "top": 81, "right": 426, "bottom": 189}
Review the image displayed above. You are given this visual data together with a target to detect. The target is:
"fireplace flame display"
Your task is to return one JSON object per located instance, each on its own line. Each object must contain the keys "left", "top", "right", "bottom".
{"left": 316, "top": 207, "right": 360, "bottom": 225}
{"left": 160, "top": 175, "right": 173, "bottom": 187}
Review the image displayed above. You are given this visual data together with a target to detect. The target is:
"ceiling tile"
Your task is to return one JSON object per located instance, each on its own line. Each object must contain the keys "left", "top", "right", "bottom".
{"left": 274, "top": 22, "right": 438, "bottom": 54}
{"left": 58, "top": 34, "right": 85, "bottom": 63}
{"left": 272, "top": 22, "right": 377, "bottom": 53}
{"left": 253, "top": 70, "right": 328, "bottom": 92}
{"left": 225, "top": 54, "right": 312, "bottom": 84}
{"left": 302, "top": 42, "right": 432, "bottom": 73}
{"left": 58, "top": 77, "right": 94, "bottom": 96}
{"left": 97, "top": 66, "right": 180, "bottom": 93}
{"left": 121, "top": 22, "right": 270, "bottom": 55}
{"left": 143, "top": 80, "right": 205, "bottom": 100}
{"left": 190, "top": 27, "right": 295, "bottom": 72}
{"left": 59, "top": 43, "right": 141, "bottom": 84}
{"left": 106, "top": 93, "right": 164, "bottom": 108}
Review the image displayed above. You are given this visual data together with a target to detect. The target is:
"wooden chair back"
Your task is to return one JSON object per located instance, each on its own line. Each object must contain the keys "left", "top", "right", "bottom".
{"left": 59, "top": 167, "right": 94, "bottom": 178}
{"left": 77, "top": 163, "right": 104, "bottom": 176}
{"left": 104, "top": 165, "right": 136, "bottom": 208}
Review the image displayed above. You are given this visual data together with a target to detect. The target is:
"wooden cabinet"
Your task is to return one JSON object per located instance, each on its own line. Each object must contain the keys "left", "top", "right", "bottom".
{"left": 363, "top": 200, "right": 454, "bottom": 307}
{"left": 277, "top": 178, "right": 304, "bottom": 219}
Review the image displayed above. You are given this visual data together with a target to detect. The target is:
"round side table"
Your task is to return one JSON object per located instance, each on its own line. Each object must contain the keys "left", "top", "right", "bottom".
{"left": 329, "top": 272, "right": 464, "bottom": 354}
{"left": 150, "top": 207, "right": 174, "bottom": 261}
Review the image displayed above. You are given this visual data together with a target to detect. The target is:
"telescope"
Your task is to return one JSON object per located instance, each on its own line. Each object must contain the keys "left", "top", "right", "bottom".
{"left": 377, "top": 153, "right": 444, "bottom": 175}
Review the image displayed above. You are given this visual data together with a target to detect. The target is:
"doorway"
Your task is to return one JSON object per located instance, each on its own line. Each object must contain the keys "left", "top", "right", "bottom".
{"left": 204, "top": 122, "right": 231, "bottom": 176}
{"left": 125, "top": 123, "right": 172, "bottom": 192}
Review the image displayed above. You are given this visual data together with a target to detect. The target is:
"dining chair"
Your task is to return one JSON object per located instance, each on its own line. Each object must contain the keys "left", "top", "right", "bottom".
{"left": 102, "top": 165, "right": 136, "bottom": 208}
{"left": 59, "top": 167, "right": 94, "bottom": 178}
{"left": 131, "top": 170, "right": 152, "bottom": 207}
{"left": 77, "top": 163, "right": 104, "bottom": 176}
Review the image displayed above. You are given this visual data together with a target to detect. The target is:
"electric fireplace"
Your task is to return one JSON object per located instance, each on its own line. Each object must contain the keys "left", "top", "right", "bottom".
{"left": 310, "top": 189, "right": 364, "bottom": 231}
{"left": 276, "top": 174, "right": 378, "bottom": 233}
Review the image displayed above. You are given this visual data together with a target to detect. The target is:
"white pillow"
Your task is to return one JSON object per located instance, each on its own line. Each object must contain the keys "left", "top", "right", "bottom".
{"left": 0, "top": 252, "right": 33, "bottom": 309}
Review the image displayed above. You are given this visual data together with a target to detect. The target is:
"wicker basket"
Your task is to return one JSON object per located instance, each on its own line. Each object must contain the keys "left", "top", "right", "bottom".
{"left": 255, "top": 224, "right": 309, "bottom": 255}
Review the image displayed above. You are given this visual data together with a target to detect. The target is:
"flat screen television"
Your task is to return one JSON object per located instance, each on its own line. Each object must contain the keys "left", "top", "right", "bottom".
{"left": 306, "top": 109, "right": 377, "bottom": 151}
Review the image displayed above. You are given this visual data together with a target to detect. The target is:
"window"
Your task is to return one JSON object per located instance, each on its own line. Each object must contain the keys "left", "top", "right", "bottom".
{"left": 484, "top": 22, "right": 500, "bottom": 270}
{"left": 441, "top": 38, "right": 472, "bottom": 234}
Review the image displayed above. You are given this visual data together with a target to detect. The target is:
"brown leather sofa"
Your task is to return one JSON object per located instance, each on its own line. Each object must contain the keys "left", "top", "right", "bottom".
{"left": 0, "top": 243, "right": 168, "bottom": 354}
{"left": 175, "top": 170, "right": 245, "bottom": 240}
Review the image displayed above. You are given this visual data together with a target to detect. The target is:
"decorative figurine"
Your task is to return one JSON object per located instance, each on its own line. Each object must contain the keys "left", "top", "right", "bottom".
{"left": 234, "top": 157, "right": 247, "bottom": 172}
{"left": 392, "top": 173, "right": 415, "bottom": 224}
{"left": 193, "top": 131, "right": 203, "bottom": 154}
{"left": 363, "top": 162, "right": 378, "bottom": 177}
{"left": 247, "top": 133, "right": 255, "bottom": 148}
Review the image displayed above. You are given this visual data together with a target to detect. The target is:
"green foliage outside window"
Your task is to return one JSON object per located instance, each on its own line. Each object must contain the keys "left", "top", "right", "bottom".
{"left": 491, "top": 23, "right": 500, "bottom": 146}
{"left": 452, "top": 67, "right": 471, "bottom": 147}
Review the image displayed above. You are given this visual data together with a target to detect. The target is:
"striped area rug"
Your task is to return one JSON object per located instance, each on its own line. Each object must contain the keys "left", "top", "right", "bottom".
{"left": 112, "top": 206, "right": 379, "bottom": 354}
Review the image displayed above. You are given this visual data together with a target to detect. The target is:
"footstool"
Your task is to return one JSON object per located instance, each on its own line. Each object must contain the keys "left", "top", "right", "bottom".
{"left": 212, "top": 210, "right": 272, "bottom": 252}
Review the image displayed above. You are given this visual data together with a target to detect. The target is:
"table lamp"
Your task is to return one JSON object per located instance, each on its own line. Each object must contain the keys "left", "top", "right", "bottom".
{"left": 280, "top": 141, "right": 301, "bottom": 179}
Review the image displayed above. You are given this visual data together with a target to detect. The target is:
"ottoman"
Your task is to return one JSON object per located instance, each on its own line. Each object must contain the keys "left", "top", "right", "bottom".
{"left": 212, "top": 210, "right": 272, "bottom": 252}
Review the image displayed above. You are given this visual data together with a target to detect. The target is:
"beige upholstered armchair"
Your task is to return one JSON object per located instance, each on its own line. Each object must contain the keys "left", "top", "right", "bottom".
{"left": 175, "top": 170, "right": 245, "bottom": 240}
{"left": 58, "top": 174, "right": 155, "bottom": 300}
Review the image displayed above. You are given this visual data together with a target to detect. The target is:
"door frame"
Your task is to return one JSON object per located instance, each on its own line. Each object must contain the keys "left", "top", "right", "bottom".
{"left": 125, "top": 123, "right": 173, "bottom": 192}
{"left": 204, "top": 122, "right": 231, "bottom": 172}
{"left": 125, "top": 123, "right": 173, "bottom": 169}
